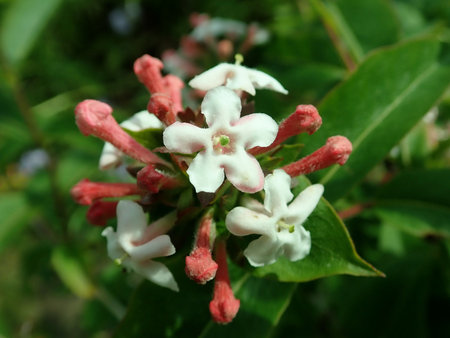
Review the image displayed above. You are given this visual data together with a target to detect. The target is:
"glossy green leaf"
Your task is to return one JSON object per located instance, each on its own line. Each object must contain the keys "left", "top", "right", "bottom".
{"left": 1, "top": 0, "right": 63, "bottom": 66}
{"left": 253, "top": 176, "right": 382, "bottom": 282}
{"left": 124, "top": 128, "right": 164, "bottom": 150}
{"left": 373, "top": 201, "right": 450, "bottom": 239}
{"left": 0, "top": 192, "right": 32, "bottom": 253}
{"left": 51, "top": 246, "right": 96, "bottom": 299}
{"left": 302, "top": 38, "right": 450, "bottom": 201}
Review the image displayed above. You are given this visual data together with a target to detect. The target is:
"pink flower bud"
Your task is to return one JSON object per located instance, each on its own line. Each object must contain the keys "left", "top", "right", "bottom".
{"left": 209, "top": 240, "right": 240, "bottom": 324}
{"left": 250, "top": 105, "right": 322, "bottom": 155}
{"left": 282, "top": 136, "right": 353, "bottom": 177}
{"left": 86, "top": 200, "right": 118, "bottom": 226}
{"left": 71, "top": 179, "right": 141, "bottom": 205}
{"left": 162, "top": 74, "right": 185, "bottom": 115}
{"left": 133, "top": 54, "right": 165, "bottom": 93}
{"left": 185, "top": 215, "right": 218, "bottom": 284}
{"left": 75, "top": 100, "right": 168, "bottom": 166}
{"left": 137, "top": 164, "right": 182, "bottom": 193}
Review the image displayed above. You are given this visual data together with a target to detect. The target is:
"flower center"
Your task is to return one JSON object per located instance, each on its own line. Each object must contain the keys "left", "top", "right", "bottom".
{"left": 276, "top": 220, "right": 295, "bottom": 233}
{"left": 212, "top": 134, "right": 233, "bottom": 154}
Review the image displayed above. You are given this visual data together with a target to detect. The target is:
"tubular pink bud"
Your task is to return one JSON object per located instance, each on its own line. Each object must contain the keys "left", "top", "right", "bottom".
{"left": 133, "top": 54, "right": 165, "bottom": 93}
{"left": 209, "top": 240, "right": 240, "bottom": 324}
{"left": 147, "top": 93, "right": 173, "bottom": 124}
{"left": 185, "top": 215, "right": 218, "bottom": 284}
{"left": 162, "top": 74, "right": 185, "bottom": 114}
{"left": 250, "top": 105, "right": 322, "bottom": 155}
{"left": 75, "top": 100, "right": 168, "bottom": 166}
{"left": 86, "top": 200, "right": 118, "bottom": 226}
{"left": 282, "top": 136, "right": 353, "bottom": 177}
{"left": 137, "top": 164, "right": 182, "bottom": 193}
{"left": 71, "top": 179, "right": 141, "bottom": 205}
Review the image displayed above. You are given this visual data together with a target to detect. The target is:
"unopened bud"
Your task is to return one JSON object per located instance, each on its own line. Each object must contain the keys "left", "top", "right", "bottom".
{"left": 137, "top": 164, "right": 182, "bottom": 193}
{"left": 75, "top": 100, "right": 168, "bottom": 166}
{"left": 250, "top": 105, "right": 322, "bottom": 155}
{"left": 86, "top": 200, "right": 118, "bottom": 226}
{"left": 134, "top": 54, "right": 165, "bottom": 93}
{"left": 282, "top": 136, "right": 352, "bottom": 177}
{"left": 71, "top": 179, "right": 141, "bottom": 205}
{"left": 209, "top": 240, "right": 240, "bottom": 324}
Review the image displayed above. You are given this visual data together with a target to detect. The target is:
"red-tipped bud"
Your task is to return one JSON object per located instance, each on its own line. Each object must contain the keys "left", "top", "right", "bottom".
{"left": 75, "top": 100, "right": 168, "bottom": 166}
{"left": 71, "top": 179, "right": 141, "bottom": 205}
{"left": 162, "top": 74, "right": 185, "bottom": 115}
{"left": 134, "top": 54, "right": 165, "bottom": 93}
{"left": 250, "top": 105, "right": 322, "bottom": 155}
{"left": 282, "top": 136, "right": 352, "bottom": 177}
{"left": 86, "top": 200, "right": 118, "bottom": 226}
{"left": 137, "top": 164, "right": 182, "bottom": 193}
{"left": 147, "top": 93, "right": 173, "bottom": 123}
{"left": 185, "top": 215, "right": 218, "bottom": 284}
{"left": 209, "top": 240, "right": 240, "bottom": 324}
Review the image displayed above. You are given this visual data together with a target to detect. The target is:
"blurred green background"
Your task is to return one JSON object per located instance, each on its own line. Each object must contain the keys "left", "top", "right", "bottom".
{"left": 0, "top": 0, "right": 449, "bottom": 337}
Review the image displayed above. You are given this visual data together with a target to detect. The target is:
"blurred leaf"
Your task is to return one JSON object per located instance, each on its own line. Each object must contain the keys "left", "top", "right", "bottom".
{"left": 335, "top": 0, "right": 400, "bottom": 52}
{"left": 302, "top": 38, "right": 450, "bottom": 201}
{"left": 199, "top": 277, "right": 296, "bottom": 338}
{"left": 0, "top": 192, "right": 32, "bottom": 253}
{"left": 377, "top": 168, "right": 450, "bottom": 207}
{"left": 253, "top": 176, "right": 382, "bottom": 281}
{"left": 0, "top": 0, "right": 63, "bottom": 66}
{"left": 373, "top": 201, "right": 450, "bottom": 239}
{"left": 51, "top": 246, "right": 96, "bottom": 299}
{"left": 124, "top": 128, "right": 164, "bottom": 150}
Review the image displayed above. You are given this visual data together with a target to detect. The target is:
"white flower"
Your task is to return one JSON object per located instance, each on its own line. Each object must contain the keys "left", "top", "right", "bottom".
{"left": 99, "top": 111, "right": 164, "bottom": 170}
{"left": 226, "top": 169, "right": 323, "bottom": 267}
{"left": 188, "top": 63, "right": 288, "bottom": 95}
{"left": 101, "top": 200, "right": 179, "bottom": 291}
{"left": 163, "top": 86, "right": 278, "bottom": 193}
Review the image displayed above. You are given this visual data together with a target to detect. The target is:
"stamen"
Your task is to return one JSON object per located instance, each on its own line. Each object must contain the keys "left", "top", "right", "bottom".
{"left": 114, "top": 253, "right": 129, "bottom": 266}
{"left": 234, "top": 53, "right": 244, "bottom": 66}
{"left": 277, "top": 220, "right": 295, "bottom": 233}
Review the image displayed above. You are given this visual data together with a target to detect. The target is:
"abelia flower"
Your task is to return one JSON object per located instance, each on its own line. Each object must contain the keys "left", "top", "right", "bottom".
{"left": 102, "top": 200, "right": 179, "bottom": 291}
{"left": 99, "top": 110, "right": 164, "bottom": 170}
{"left": 163, "top": 86, "right": 278, "bottom": 193}
{"left": 226, "top": 169, "right": 323, "bottom": 267}
{"left": 188, "top": 63, "right": 288, "bottom": 95}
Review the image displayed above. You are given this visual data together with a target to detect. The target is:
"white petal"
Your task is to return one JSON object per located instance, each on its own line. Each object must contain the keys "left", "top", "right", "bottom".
{"left": 188, "top": 63, "right": 233, "bottom": 91}
{"left": 285, "top": 184, "right": 324, "bottom": 226}
{"left": 101, "top": 227, "right": 124, "bottom": 260}
{"left": 244, "top": 235, "right": 281, "bottom": 267}
{"left": 131, "top": 260, "right": 179, "bottom": 292}
{"left": 222, "top": 148, "right": 264, "bottom": 193}
{"left": 263, "top": 169, "right": 293, "bottom": 216}
{"left": 139, "top": 211, "right": 177, "bottom": 243}
{"left": 163, "top": 122, "right": 209, "bottom": 153}
{"left": 187, "top": 151, "right": 224, "bottom": 193}
{"left": 232, "top": 113, "right": 278, "bottom": 149}
{"left": 121, "top": 110, "right": 164, "bottom": 131}
{"left": 248, "top": 68, "right": 288, "bottom": 95}
{"left": 116, "top": 201, "right": 148, "bottom": 252}
{"left": 242, "top": 197, "right": 267, "bottom": 215}
{"left": 201, "top": 86, "right": 241, "bottom": 128}
{"left": 226, "top": 207, "right": 274, "bottom": 237}
{"left": 277, "top": 226, "right": 311, "bottom": 262}
{"left": 99, "top": 142, "right": 122, "bottom": 170}
{"left": 225, "top": 66, "right": 255, "bottom": 95}
{"left": 126, "top": 234, "right": 175, "bottom": 261}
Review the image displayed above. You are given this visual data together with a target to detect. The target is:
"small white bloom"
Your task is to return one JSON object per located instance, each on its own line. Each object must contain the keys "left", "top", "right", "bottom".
{"left": 188, "top": 63, "right": 288, "bottom": 96}
{"left": 163, "top": 86, "right": 278, "bottom": 193}
{"left": 102, "top": 200, "right": 179, "bottom": 291}
{"left": 99, "top": 111, "right": 164, "bottom": 170}
{"left": 226, "top": 169, "right": 323, "bottom": 267}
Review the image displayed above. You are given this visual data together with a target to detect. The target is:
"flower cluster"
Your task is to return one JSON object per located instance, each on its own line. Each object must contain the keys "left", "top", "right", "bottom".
{"left": 71, "top": 53, "right": 352, "bottom": 324}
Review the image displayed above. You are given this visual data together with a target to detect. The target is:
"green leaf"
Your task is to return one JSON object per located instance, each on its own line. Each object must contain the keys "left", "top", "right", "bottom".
{"left": 124, "top": 127, "right": 164, "bottom": 150}
{"left": 302, "top": 38, "right": 450, "bottom": 201}
{"left": 51, "top": 246, "right": 96, "bottom": 299}
{"left": 376, "top": 169, "right": 450, "bottom": 207}
{"left": 373, "top": 201, "right": 450, "bottom": 239}
{"left": 0, "top": 192, "right": 33, "bottom": 253}
{"left": 0, "top": 0, "right": 63, "bottom": 66}
{"left": 253, "top": 176, "right": 382, "bottom": 282}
